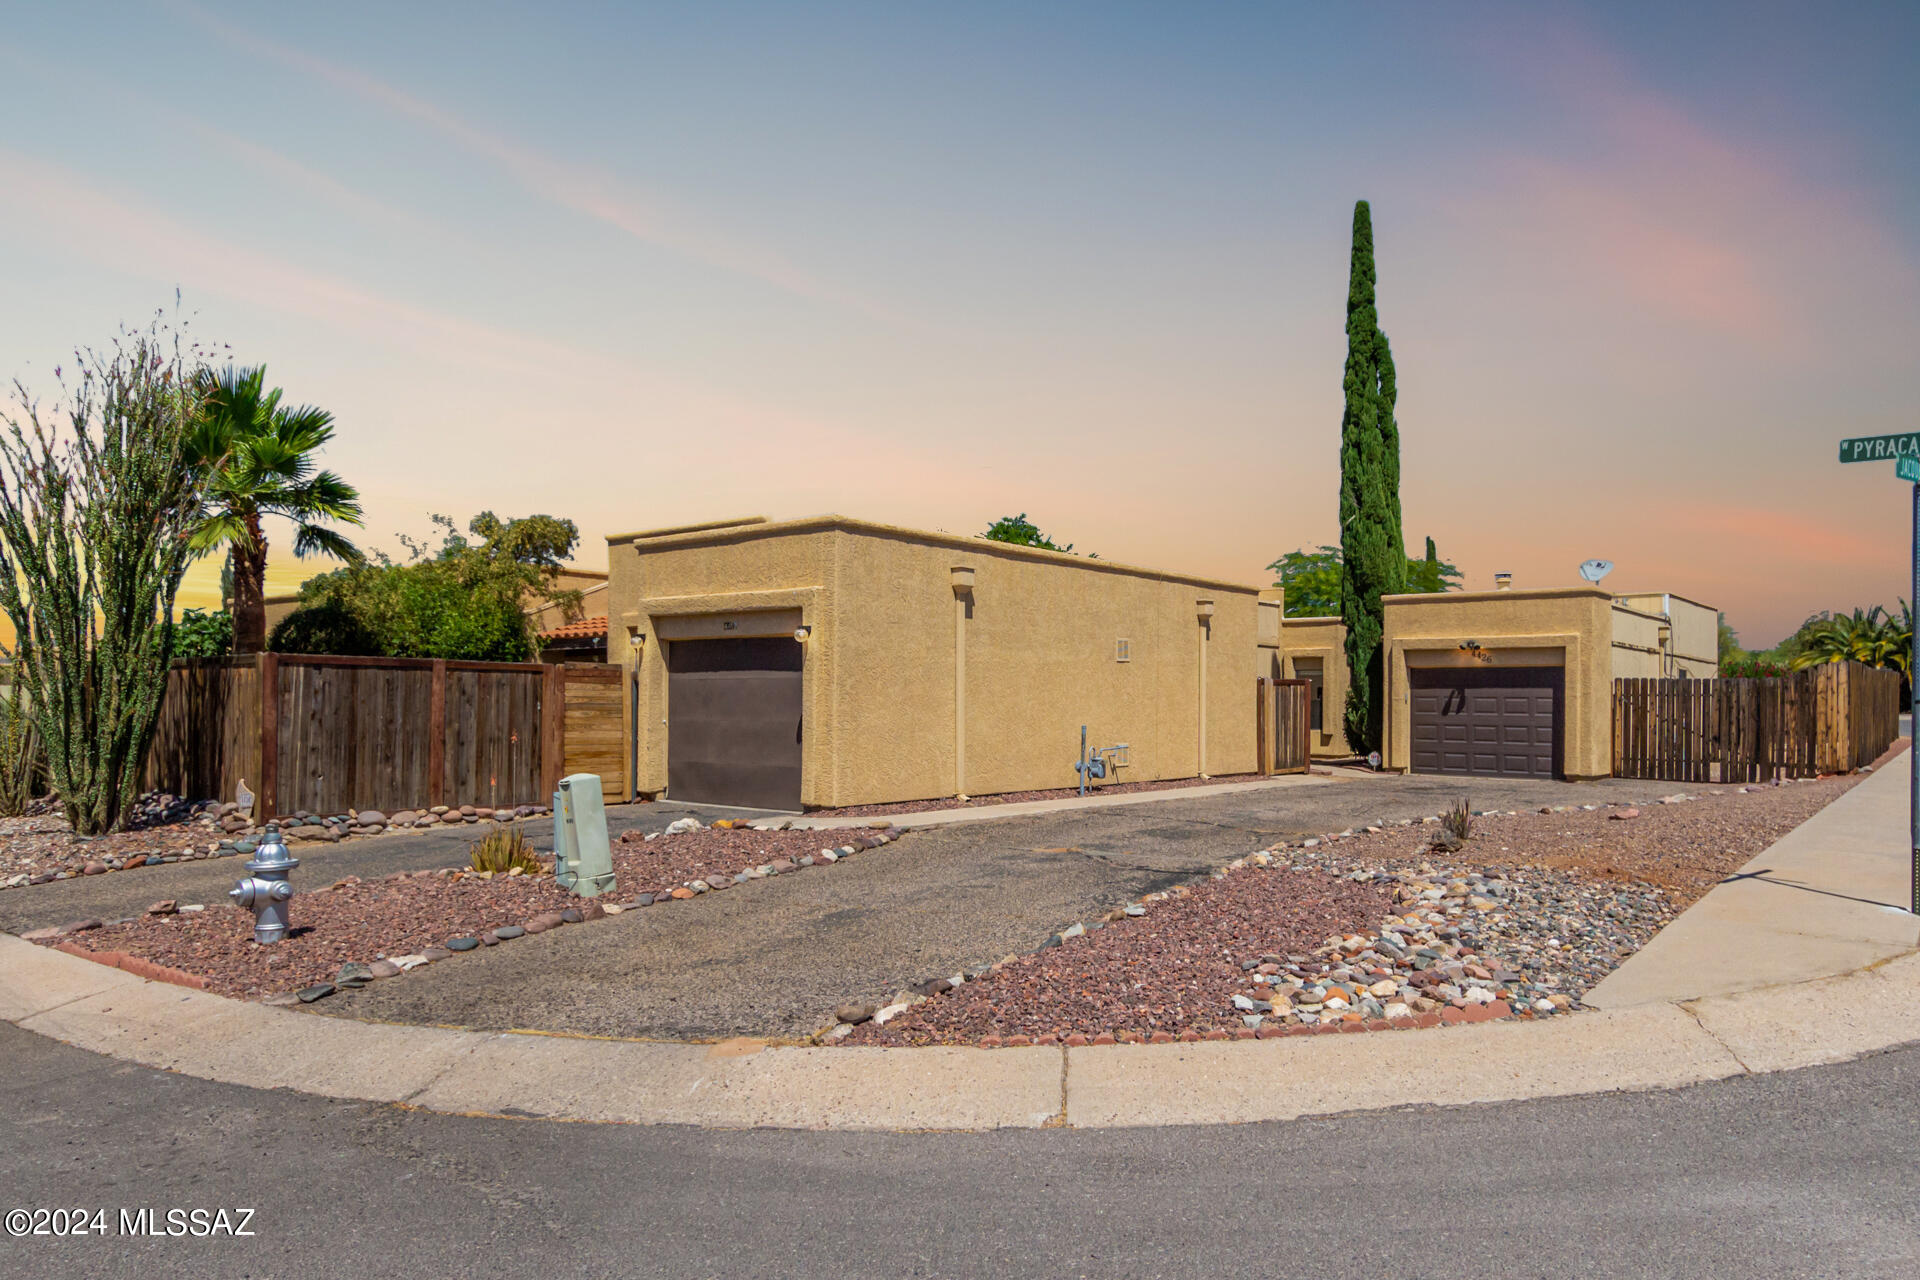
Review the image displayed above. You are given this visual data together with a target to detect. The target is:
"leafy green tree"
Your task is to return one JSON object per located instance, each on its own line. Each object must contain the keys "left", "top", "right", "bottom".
{"left": 1337, "top": 200, "right": 1404, "bottom": 754}
{"left": 1270, "top": 546, "right": 1345, "bottom": 617}
{"left": 173, "top": 608, "right": 233, "bottom": 658}
{"left": 1400, "top": 537, "right": 1461, "bottom": 595}
{"left": 1717, "top": 613, "right": 1746, "bottom": 668}
{"left": 983, "top": 513, "right": 1079, "bottom": 554}
{"left": 0, "top": 316, "right": 210, "bottom": 833}
{"left": 1269, "top": 539, "right": 1459, "bottom": 618}
{"left": 272, "top": 512, "right": 581, "bottom": 662}
{"left": 187, "top": 365, "right": 363, "bottom": 654}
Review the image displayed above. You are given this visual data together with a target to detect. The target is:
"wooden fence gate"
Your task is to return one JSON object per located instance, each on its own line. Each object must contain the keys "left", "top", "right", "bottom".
{"left": 1611, "top": 661, "right": 1900, "bottom": 783}
{"left": 1256, "top": 677, "right": 1312, "bottom": 776}
{"left": 142, "top": 654, "right": 628, "bottom": 818}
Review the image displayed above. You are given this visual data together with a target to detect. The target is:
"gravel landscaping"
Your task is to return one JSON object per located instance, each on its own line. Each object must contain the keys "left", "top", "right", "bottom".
{"left": 0, "top": 790, "right": 554, "bottom": 893}
{"left": 34, "top": 822, "right": 901, "bottom": 1000}
{"left": 839, "top": 771, "right": 1871, "bottom": 1047}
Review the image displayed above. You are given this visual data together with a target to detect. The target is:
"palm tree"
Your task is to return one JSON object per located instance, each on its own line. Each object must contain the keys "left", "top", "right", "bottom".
{"left": 187, "top": 366, "right": 364, "bottom": 653}
{"left": 1792, "top": 605, "right": 1906, "bottom": 672}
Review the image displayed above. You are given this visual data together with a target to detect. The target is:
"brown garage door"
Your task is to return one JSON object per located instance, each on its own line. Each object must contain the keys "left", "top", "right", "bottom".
{"left": 1408, "top": 666, "right": 1563, "bottom": 779}
{"left": 666, "top": 637, "right": 803, "bottom": 810}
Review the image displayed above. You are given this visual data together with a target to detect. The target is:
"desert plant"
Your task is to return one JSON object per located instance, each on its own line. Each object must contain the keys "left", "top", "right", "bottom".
{"left": 468, "top": 822, "right": 544, "bottom": 875}
{"left": 0, "top": 680, "right": 44, "bottom": 817}
{"left": 1442, "top": 797, "right": 1473, "bottom": 843}
{"left": 0, "top": 313, "right": 212, "bottom": 834}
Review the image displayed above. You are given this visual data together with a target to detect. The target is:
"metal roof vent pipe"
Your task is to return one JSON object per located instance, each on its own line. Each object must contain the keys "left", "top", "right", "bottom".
{"left": 1493, "top": 572, "right": 1513, "bottom": 590}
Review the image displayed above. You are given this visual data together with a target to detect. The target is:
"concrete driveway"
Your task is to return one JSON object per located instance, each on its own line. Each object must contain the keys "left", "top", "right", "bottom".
{"left": 324, "top": 770, "right": 1658, "bottom": 1040}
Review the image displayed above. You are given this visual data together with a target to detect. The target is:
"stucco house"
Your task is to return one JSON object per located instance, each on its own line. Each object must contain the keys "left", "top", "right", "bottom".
{"left": 596, "top": 514, "right": 1715, "bottom": 806}
{"left": 608, "top": 515, "right": 1258, "bottom": 810}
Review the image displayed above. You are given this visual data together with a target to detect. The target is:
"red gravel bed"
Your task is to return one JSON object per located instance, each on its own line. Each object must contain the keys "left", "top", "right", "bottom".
{"left": 0, "top": 815, "right": 219, "bottom": 882}
{"left": 1426, "top": 774, "right": 1870, "bottom": 909}
{"left": 609, "top": 827, "right": 862, "bottom": 894}
{"left": 55, "top": 874, "right": 579, "bottom": 998}
{"left": 811, "top": 774, "right": 1267, "bottom": 818}
{"left": 843, "top": 869, "right": 1394, "bottom": 1046}
{"left": 842, "top": 764, "right": 1878, "bottom": 1047}
{"left": 47, "top": 827, "right": 890, "bottom": 999}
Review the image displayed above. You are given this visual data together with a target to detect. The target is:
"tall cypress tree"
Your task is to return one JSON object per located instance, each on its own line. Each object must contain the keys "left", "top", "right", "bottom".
{"left": 1338, "top": 200, "right": 1404, "bottom": 755}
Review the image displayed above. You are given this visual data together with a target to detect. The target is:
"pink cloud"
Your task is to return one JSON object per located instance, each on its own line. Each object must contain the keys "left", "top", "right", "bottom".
{"left": 1428, "top": 12, "right": 1916, "bottom": 359}
{"left": 168, "top": 0, "right": 899, "bottom": 323}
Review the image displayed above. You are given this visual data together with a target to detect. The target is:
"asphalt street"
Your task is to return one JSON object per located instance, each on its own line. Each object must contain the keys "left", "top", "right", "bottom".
{"left": 2, "top": 1021, "right": 1915, "bottom": 1279}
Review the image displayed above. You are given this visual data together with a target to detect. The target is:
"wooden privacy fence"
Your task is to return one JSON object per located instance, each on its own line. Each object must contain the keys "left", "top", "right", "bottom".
{"left": 1612, "top": 661, "right": 1901, "bottom": 783}
{"left": 142, "top": 654, "right": 626, "bottom": 818}
{"left": 1255, "top": 677, "right": 1311, "bottom": 776}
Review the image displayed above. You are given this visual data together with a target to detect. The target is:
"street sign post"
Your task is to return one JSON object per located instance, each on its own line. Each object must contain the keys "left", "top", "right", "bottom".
{"left": 1843, "top": 437, "right": 1920, "bottom": 914}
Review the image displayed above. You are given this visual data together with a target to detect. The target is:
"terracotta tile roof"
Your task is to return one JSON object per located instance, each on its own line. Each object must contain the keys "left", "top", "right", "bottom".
{"left": 539, "top": 615, "right": 608, "bottom": 641}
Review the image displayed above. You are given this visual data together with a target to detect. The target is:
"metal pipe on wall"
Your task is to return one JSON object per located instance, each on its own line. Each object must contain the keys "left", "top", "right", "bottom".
{"left": 952, "top": 567, "right": 974, "bottom": 799}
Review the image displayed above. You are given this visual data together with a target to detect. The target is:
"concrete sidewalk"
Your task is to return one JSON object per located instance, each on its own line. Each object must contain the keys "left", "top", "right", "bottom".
{"left": 765, "top": 772, "right": 1335, "bottom": 831}
{"left": 1586, "top": 756, "right": 1920, "bottom": 1009}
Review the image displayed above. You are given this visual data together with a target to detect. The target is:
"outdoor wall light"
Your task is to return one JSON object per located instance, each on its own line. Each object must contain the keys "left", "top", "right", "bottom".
{"left": 793, "top": 626, "right": 812, "bottom": 643}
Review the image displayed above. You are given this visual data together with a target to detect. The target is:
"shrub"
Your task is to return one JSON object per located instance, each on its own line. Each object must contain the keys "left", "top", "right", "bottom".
{"left": 468, "top": 823, "right": 544, "bottom": 875}
{"left": 1442, "top": 797, "right": 1473, "bottom": 843}
{"left": 173, "top": 608, "right": 233, "bottom": 659}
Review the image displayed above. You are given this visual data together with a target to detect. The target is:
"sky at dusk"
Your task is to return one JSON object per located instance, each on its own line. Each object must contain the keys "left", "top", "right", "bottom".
{"left": 2, "top": 1, "right": 1915, "bottom": 647}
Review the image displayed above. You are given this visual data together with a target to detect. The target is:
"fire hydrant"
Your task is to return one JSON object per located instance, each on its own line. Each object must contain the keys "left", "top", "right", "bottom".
{"left": 229, "top": 823, "right": 299, "bottom": 944}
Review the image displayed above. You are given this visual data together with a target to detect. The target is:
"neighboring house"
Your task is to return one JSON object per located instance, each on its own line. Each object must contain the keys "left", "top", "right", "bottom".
{"left": 607, "top": 515, "right": 1257, "bottom": 811}
{"left": 538, "top": 614, "right": 609, "bottom": 664}
{"left": 1273, "top": 614, "right": 1350, "bottom": 760}
{"left": 587, "top": 511, "right": 1715, "bottom": 808}
{"left": 1609, "top": 592, "right": 1718, "bottom": 680}
{"left": 1374, "top": 583, "right": 1717, "bottom": 782}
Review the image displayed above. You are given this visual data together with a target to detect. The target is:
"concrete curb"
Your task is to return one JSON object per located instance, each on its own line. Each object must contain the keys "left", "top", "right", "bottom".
{"left": 4, "top": 932, "right": 1916, "bottom": 1131}
{"left": 768, "top": 772, "right": 1335, "bottom": 832}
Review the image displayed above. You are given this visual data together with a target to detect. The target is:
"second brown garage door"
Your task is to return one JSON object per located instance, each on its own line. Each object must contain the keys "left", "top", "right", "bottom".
{"left": 1408, "top": 666, "right": 1563, "bottom": 779}
{"left": 666, "top": 637, "right": 803, "bottom": 811}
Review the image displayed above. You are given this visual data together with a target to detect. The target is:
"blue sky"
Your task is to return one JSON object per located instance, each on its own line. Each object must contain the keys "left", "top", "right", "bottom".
{"left": 2, "top": 1, "right": 1915, "bottom": 644}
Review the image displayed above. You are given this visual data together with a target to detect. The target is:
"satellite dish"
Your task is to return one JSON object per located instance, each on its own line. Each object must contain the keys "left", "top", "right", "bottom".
{"left": 1579, "top": 559, "right": 1614, "bottom": 584}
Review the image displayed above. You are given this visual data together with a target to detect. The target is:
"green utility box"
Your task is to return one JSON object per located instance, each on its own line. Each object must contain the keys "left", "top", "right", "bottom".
{"left": 552, "top": 773, "right": 614, "bottom": 898}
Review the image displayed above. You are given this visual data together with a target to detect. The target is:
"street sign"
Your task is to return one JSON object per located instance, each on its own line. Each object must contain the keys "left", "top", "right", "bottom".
{"left": 1839, "top": 433, "right": 1920, "bottom": 462}
{"left": 1898, "top": 456, "right": 1920, "bottom": 483}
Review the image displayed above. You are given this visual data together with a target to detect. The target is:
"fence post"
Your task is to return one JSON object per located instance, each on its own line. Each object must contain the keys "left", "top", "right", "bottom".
{"left": 1256, "top": 677, "right": 1270, "bottom": 778}
{"left": 541, "top": 663, "right": 566, "bottom": 797}
{"left": 428, "top": 659, "right": 447, "bottom": 808}
{"left": 257, "top": 652, "right": 279, "bottom": 820}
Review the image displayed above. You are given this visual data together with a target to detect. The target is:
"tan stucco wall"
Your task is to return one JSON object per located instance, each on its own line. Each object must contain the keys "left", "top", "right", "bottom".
{"left": 1609, "top": 604, "right": 1667, "bottom": 680}
{"left": 1382, "top": 587, "right": 1614, "bottom": 780}
{"left": 1611, "top": 592, "right": 1719, "bottom": 680}
{"left": 1278, "top": 615, "right": 1349, "bottom": 758}
{"left": 608, "top": 515, "right": 1260, "bottom": 808}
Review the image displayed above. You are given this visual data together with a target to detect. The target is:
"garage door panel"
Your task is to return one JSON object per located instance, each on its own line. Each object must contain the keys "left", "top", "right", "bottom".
{"left": 666, "top": 638, "right": 803, "bottom": 811}
{"left": 1408, "top": 666, "right": 1563, "bottom": 780}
